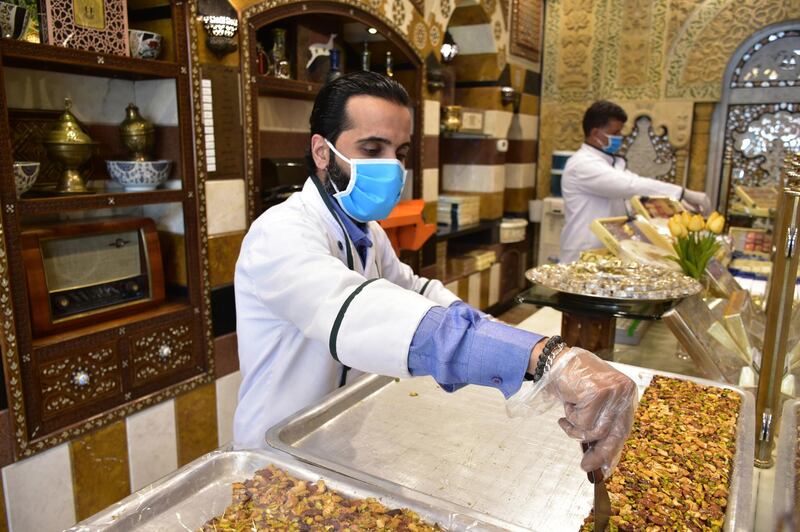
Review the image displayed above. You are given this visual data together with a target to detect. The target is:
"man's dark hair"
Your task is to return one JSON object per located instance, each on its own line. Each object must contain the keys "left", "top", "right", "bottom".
{"left": 305, "top": 71, "right": 411, "bottom": 174}
{"left": 582, "top": 100, "right": 627, "bottom": 137}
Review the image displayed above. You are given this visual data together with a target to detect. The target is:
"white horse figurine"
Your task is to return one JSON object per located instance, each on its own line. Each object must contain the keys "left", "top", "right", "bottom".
{"left": 306, "top": 33, "right": 337, "bottom": 69}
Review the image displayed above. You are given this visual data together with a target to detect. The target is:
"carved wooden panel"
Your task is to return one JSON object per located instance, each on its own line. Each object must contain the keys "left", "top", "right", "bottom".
{"left": 510, "top": 0, "right": 542, "bottom": 63}
{"left": 130, "top": 320, "right": 194, "bottom": 389}
{"left": 36, "top": 343, "right": 122, "bottom": 422}
{"left": 42, "top": 0, "right": 130, "bottom": 55}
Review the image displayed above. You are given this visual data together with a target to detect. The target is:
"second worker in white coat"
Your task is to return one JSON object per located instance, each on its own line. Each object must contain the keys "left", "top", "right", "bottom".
{"left": 234, "top": 73, "right": 637, "bottom": 475}
{"left": 560, "top": 100, "right": 711, "bottom": 263}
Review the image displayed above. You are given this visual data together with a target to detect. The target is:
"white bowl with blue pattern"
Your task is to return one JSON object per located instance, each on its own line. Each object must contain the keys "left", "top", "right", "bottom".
{"left": 106, "top": 160, "right": 172, "bottom": 192}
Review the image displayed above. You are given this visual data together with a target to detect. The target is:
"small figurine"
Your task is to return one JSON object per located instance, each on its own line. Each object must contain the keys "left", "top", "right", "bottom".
{"left": 307, "top": 33, "right": 337, "bottom": 69}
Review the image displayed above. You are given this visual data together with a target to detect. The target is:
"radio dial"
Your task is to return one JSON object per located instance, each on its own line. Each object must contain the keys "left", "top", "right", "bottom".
{"left": 126, "top": 281, "right": 140, "bottom": 293}
{"left": 57, "top": 296, "right": 70, "bottom": 308}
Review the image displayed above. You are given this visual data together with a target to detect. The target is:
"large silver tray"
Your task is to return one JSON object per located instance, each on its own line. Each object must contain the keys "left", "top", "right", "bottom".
{"left": 267, "top": 363, "right": 755, "bottom": 532}
{"left": 773, "top": 399, "right": 799, "bottom": 530}
{"left": 66, "top": 447, "right": 505, "bottom": 531}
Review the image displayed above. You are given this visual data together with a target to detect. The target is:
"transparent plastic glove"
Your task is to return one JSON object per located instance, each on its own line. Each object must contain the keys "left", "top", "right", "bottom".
{"left": 682, "top": 189, "right": 711, "bottom": 216}
{"left": 507, "top": 347, "right": 637, "bottom": 477}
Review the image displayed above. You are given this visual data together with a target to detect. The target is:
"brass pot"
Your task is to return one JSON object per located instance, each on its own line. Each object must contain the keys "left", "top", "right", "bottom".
{"left": 43, "top": 98, "right": 95, "bottom": 194}
{"left": 442, "top": 105, "right": 462, "bottom": 133}
{"left": 119, "top": 103, "right": 154, "bottom": 161}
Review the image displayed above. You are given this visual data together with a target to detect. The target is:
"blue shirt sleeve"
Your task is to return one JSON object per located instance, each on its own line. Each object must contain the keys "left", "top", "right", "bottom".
{"left": 408, "top": 301, "right": 545, "bottom": 398}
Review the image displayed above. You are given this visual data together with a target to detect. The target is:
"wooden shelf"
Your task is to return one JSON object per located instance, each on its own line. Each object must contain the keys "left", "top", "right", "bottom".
{"left": 0, "top": 39, "right": 182, "bottom": 80}
{"left": 17, "top": 188, "right": 186, "bottom": 214}
{"left": 31, "top": 300, "right": 191, "bottom": 349}
{"left": 256, "top": 76, "right": 323, "bottom": 100}
{"left": 436, "top": 220, "right": 500, "bottom": 242}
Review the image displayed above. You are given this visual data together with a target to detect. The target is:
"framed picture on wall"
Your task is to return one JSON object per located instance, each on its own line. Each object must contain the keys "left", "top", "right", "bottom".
{"left": 41, "top": 0, "right": 129, "bottom": 56}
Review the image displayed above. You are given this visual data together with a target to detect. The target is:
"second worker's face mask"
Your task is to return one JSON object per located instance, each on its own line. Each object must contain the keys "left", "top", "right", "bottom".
{"left": 597, "top": 130, "right": 623, "bottom": 154}
{"left": 325, "top": 139, "right": 407, "bottom": 222}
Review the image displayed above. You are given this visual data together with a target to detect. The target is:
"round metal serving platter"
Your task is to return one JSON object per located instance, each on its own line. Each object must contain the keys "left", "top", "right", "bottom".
{"left": 525, "top": 266, "right": 702, "bottom": 303}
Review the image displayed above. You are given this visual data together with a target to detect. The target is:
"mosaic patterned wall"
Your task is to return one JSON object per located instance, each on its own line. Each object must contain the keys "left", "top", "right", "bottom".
{"left": 538, "top": 0, "right": 800, "bottom": 198}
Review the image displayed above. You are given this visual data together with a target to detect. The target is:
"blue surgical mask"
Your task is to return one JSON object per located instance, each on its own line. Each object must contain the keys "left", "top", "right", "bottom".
{"left": 601, "top": 133, "right": 624, "bottom": 154}
{"left": 325, "top": 139, "right": 407, "bottom": 222}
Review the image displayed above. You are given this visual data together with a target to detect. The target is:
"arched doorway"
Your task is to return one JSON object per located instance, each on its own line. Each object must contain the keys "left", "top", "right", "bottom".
{"left": 707, "top": 20, "right": 800, "bottom": 214}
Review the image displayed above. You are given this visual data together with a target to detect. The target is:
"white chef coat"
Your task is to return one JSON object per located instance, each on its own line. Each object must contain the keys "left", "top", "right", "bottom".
{"left": 233, "top": 176, "right": 459, "bottom": 449}
{"left": 559, "top": 144, "right": 682, "bottom": 263}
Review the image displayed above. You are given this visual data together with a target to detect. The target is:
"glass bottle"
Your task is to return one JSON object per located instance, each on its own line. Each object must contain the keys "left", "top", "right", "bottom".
{"left": 327, "top": 49, "right": 342, "bottom": 83}
{"left": 361, "top": 42, "right": 371, "bottom": 72}
{"left": 385, "top": 51, "right": 394, "bottom": 78}
{"left": 256, "top": 43, "right": 269, "bottom": 76}
{"left": 270, "top": 28, "right": 291, "bottom": 79}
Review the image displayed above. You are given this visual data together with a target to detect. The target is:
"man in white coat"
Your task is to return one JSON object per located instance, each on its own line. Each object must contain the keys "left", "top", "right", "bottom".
{"left": 234, "top": 73, "right": 637, "bottom": 475}
{"left": 559, "top": 100, "right": 710, "bottom": 263}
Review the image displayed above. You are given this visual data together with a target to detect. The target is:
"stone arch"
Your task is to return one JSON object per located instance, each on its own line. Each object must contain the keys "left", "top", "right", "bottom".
{"left": 665, "top": 0, "right": 799, "bottom": 100}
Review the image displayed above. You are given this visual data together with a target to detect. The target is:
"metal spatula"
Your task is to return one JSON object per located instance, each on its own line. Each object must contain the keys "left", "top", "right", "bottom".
{"left": 581, "top": 442, "right": 611, "bottom": 531}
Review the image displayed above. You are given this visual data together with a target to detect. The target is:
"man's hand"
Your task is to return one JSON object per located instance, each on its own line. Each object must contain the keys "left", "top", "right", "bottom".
{"left": 535, "top": 347, "right": 637, "bottom": 476}
{"left": 682, "top": 189, "right": 711, "bottom": 216}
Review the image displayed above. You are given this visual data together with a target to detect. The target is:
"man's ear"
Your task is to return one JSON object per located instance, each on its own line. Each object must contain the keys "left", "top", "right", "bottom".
{"left": 311, "top": 134, "right": 330, "bottom": 173}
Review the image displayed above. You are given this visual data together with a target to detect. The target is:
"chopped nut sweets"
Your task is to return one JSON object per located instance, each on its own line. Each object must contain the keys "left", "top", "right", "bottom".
{"left": 582, "top": 376, "right": 740, "bottom": 531}
{"left": 198, "top": 464, "right": 443, "bottom": 531}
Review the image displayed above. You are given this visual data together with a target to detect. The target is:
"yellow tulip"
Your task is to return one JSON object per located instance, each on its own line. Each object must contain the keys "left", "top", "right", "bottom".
{"left": 668, "top": 217, "right": 685, "bottom": 238}
{"left": 708, "top": 211, "right": 722, "bottom": 222}
{"left": 680, "top": 210, "right": 692, "bottom": 228}
{"left": 706, "top": 214, "right": 725, "bottom": 234}
{"left": 688, "top": 214, "right": 705, "bottom": 232}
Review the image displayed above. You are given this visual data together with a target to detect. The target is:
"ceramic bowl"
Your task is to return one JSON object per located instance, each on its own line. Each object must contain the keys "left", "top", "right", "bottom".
{"left": 0, "top": 2, "right": 29, "bottom": 40}
{"left": 106, "top": 160, "right": 172, "bottom": 191}
{"left": 129, "top": 30, "right": 162, "bottom": 60}
{"left": 13, "top": 161, "right": 39, "bottom": 197}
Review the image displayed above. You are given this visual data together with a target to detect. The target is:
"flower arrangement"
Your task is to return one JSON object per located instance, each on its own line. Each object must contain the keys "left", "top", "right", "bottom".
{"left": 667, "top": 211, "right": 725, "bottom": 280}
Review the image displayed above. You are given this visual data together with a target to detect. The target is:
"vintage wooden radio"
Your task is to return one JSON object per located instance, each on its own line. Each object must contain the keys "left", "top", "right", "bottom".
{"left": 21, "top": 217, "right": 165, "bottom": 337}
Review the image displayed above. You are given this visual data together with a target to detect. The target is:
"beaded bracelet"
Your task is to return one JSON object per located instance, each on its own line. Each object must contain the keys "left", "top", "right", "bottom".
{"left": 525, "top": 335, "right": 567, "bottom": 383}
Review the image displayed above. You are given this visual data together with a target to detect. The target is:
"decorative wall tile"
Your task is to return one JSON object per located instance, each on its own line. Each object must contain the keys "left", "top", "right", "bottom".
{"left": 422, "top": 135, "right": 439, "bottom": 169}
{"left": 158, "top": 231, "right": 188, "bottom": 287}
{"left": 423, "top": 100, "right": 441, "bottom": 136}
{"left": 214, "top": 332, "right": 240, "bottom": 379}
{"left": 208, "top": 231, "right": 246, "bottom": 288}
{"left": 216, "top": 371, "right": 243, "bottom": 447}
{"left": 507, "top": 140, "right": 538, "bottom": 164}
{"left": 442, "top": 164, "right": 505, "bottom": 193}
{"left": 126, "top": 400, "right": 178, "bottom": 492}
{"left": 3, "top": 443, "right": 75, "bottom": 532}
{"left": 505, "top": 163, "right": 536, "bottom": 189}
{"left": 175, "top": 383, "right": 218, "bottom": 467}
{"left": 206, "top": 179, "right": 247, "bottom": 236}
{"left": 70, "top": 421, "right": 131, "bottom": 521}
{"left": 482, "top": 110, "right": 514, "bottom": 138}
{"left": 258, "top": 97, "right": 315, "bottom": 132}
{"left": 508, "top": 114, "right": 538, "bottom": 141}
{"left": 450, "top": 24, "right": 496, "bottom": 55}
{"left": 422, "top": 168, "right": 439, "bottom": 203}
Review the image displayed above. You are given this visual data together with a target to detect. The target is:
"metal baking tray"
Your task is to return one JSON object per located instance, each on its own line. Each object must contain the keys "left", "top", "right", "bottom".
{"left": 66, "top": 446, "right": 505, "bottom": 531}
{"left": 267, "top": 363, "right": 755, "bottom": 532}
{"left": 773, "top": 399, "right": 799, "bottom": 530}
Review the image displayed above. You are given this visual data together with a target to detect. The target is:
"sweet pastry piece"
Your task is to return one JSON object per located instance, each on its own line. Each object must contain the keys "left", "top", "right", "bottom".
{"left": 582, "top": 376, "right": 740, "bottom": 531}
{"left": 199, "top": 464, "right": 442, "bottom": 531}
